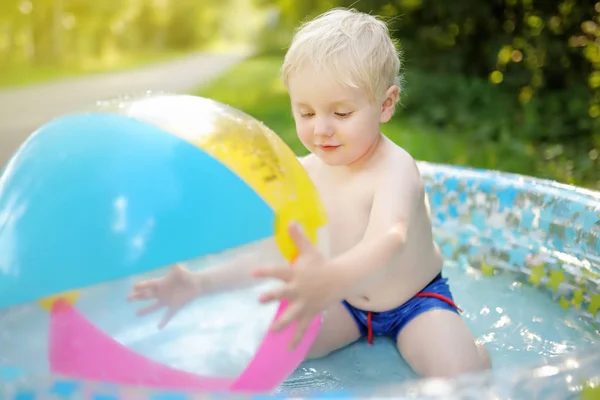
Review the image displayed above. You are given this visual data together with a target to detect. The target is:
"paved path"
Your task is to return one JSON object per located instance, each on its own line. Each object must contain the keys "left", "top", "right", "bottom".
{"left": 0, "top": 51, "right": 251, "bottom": 166}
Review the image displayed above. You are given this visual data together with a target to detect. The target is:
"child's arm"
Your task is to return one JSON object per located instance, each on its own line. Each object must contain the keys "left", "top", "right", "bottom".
{"left": 250, "top": 155, "right": 426, "bottom": 344}
{"left": 129, "top": 237, "right": 283, "bottom": 328}
{"left": 331, "top": 157, "right": 424, "bottom": 294}
{"left": 189, "top": 237, "right": 281, "bottom": 295}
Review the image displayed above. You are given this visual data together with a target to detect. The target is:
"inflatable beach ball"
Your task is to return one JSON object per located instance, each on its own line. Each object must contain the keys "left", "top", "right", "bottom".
{"left": 0, "top": 93, "right": 328, "bottom": 394}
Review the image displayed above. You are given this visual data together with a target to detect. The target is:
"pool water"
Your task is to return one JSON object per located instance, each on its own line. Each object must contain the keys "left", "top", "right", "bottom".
{"left": 2, "top": 254, "right": 596, "bottom": 398}
{"left": 277, "top": 259, "right": 599, "bottom": 396}
{"left": 1, "top": 162, "right": 599, "bottom": 399}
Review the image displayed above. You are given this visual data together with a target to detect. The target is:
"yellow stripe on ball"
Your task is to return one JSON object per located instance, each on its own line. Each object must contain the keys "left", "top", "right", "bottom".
{"left": 38, "top": 290, "right": 80, "bottom": 311}
{"left": 124, "top": 95, "right": 329, "bottom": 261}
{"left": 187, "top": 111, "right": 327, "bottom": 261}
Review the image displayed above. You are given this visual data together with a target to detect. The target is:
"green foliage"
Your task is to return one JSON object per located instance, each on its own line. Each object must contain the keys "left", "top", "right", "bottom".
{"left": 375, "top": 0, "right": 599, "bottom": 144}
{"left": 399, "top": 69, "right": 599, "bottom": 187}
{"left": 254, "top": 22, "right": 293, "bottom": 56}
{"left": 253, "top": 0, "right": 599, "bottom": 188}
{"left": 195, "top": 55, "right": 597, "bottom": 188}
{"left": 0, "top": 0, "right": 265, "bottom": 86}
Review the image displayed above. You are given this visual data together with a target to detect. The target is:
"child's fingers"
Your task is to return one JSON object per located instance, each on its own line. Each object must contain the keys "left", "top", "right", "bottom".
{"left": 288, "top": 222, "right": 313, "bottom": 254}
{"left": 252, "top": 264, "right": 293, "bottom": 281}
{"left": 126, "top": 292, "right": 141, "bottom": 301}
{"left": 289, "top": 316, "right": 311, "bottom": 351}
{"left": 271, "top": 301, "right": 303, "bottom": 332}
{"left": 158, "top": 308, "right": 178, "bottom": 329}
{"left": 133, "top": 278, "right": 159, "bottom": 289}
{"left": 127, "top": 284, "right": 158, "bottom": 301}
{"left": 258, "top": 285, "right": 293, "bottom": 304}
{"left": 136, "top": 301, "right": 163, "bottom": 316}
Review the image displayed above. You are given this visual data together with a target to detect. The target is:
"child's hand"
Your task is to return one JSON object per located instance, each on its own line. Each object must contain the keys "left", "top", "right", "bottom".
{"left": 127, "top": 264, "right": 200, "bottom": 329}
{"left": 252, "top": 222, "right": 343, "bottom": 350}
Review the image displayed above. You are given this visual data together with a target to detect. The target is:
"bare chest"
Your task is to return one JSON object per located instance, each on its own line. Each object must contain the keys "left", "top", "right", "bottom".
{"left": 309, "top": 174, "right": 374, "bottom": 256}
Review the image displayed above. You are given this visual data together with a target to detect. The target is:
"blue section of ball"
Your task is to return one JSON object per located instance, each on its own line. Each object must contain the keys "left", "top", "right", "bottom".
{"left": 0, "top": 113, "right": 274, "bottom": 309}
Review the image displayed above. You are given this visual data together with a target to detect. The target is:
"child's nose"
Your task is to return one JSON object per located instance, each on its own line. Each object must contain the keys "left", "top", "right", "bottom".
{"left": 314, "top": 118, "right": 334, "bottom": 137}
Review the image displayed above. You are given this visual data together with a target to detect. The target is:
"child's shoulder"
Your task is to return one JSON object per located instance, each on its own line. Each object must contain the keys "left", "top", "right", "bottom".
{"left": 371, "top": 139, "right": 425, "bottom": 215}
{"left": 371, "top": 139, "right": 425, "bottom": 205}
{"left": 380, "top": 138, "right": 422, "bottom": 180}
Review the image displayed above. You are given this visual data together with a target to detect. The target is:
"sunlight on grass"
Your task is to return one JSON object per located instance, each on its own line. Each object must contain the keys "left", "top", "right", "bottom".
{"left": 194, "top": 55, "right": 305, "bottom": 153}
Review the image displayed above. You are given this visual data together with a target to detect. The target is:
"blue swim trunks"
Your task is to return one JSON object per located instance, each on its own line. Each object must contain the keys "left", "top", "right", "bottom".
{"left": 341, "top": 273, "right": 461, "bottom": 344}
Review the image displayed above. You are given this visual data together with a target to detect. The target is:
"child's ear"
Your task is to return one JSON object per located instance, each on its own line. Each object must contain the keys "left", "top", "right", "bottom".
{"left": 379, "top": 85, "right": 399, "bottom": 123}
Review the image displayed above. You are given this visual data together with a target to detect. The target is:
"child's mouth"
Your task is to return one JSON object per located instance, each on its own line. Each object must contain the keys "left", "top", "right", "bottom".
{"left": 318, "top": 145, "right": 340, "bottom": 152}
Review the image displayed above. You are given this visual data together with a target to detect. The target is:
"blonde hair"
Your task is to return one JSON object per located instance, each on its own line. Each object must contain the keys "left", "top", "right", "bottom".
{"left": 281, "top": 8, "right": 402, "bottom": 103}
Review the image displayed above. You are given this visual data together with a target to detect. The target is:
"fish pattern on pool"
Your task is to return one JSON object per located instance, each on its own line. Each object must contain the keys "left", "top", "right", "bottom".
{"left": 423, "top": 163, "right": 600, "bottom": 321}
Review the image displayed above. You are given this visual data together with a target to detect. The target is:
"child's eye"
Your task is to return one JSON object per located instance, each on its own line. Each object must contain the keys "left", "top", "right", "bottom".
{"left": 335, "top": 112, "right": 352, "bottom": 118}
{"left": 301, "top": 112, "right": 314, "bottom": 118}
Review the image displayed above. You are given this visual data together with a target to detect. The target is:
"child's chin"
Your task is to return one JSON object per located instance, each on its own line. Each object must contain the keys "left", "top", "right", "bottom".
{"left": 318, "top": 155, "right": 351, "bottom": 167}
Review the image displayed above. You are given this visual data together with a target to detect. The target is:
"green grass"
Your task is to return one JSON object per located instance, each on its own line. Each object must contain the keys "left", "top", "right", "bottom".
{"left": 194, "top": 55, "right": 306, "bottom": 154}
{"left": 0, "top": 49, "right": 192, "bottom": 89}
{"left": 192, "top": 54, "right": 588, "bottom": 187}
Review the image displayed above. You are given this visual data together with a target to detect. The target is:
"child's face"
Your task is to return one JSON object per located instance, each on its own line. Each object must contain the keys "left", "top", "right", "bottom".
{"left": 287, "top": 67, "right": 396, "bottom": 167}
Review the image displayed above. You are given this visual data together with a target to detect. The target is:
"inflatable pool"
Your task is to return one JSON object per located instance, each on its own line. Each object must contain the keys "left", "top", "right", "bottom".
{"left": 2, "top": 161, "right": 599, "bottom": 399}
{"left": 272, "top": 163, "right": 600, "bottom": 398}
{"left": 0, "top": 91, "right": 598, "bottom": 398}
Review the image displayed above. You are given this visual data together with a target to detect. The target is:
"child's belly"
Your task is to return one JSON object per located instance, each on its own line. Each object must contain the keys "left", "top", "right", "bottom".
{"left": 344, "top": 248, "right": 443, "bottom": 312}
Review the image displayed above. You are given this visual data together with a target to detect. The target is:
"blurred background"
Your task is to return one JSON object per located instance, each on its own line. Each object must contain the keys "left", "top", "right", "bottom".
{"left": 0, "top": 0, "right": 598, "bottom": 189}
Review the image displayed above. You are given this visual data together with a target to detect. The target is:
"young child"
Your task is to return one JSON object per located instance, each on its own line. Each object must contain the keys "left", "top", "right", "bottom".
{"left": 128, "top": 8, "right": 491, "bottom": 378}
